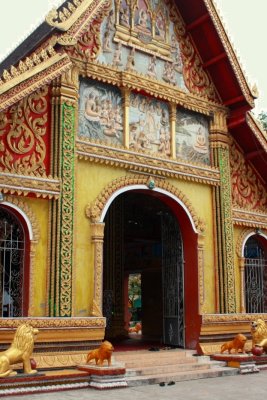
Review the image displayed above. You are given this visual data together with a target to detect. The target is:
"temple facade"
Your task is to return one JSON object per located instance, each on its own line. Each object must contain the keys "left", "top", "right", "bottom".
{"left": 0, "top": 0, "right": 266, "bottom": 367}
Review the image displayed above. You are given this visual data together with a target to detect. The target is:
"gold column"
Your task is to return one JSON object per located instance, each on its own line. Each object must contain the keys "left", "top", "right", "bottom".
{"left": 239, "top": 257, "right": 246, "bottom": 313}
{"left": 210, "top": 111, "right": 236, "bottom": 313}
{"left": 28, "top": 240, "right": 37, "bottom": 316}
{"left": 91, "top": 222, "right": 105, "bottom": 317}
{"left": 198, "top": 233, "right": 206, "bottom": 314}
{"left": 122, "top": 88, "right": 130, "bottom": 149}
{"left": 169, "top": 102, "right": 176, "bottom": 159}
{"left": 48, "top": 66, "right": 79, "bottom": 317}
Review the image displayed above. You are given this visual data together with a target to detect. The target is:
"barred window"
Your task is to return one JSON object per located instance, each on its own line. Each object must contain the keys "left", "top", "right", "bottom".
{"left": 245, "top": 236, "right": 267, "bottom": 313}
{"left": 0, "top": 207, "right": 27, "bottom": 317}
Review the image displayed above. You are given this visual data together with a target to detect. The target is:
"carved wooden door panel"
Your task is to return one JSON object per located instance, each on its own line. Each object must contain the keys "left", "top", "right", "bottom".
{"left": 161, "top": 212, "right": 184, "bottom": 347}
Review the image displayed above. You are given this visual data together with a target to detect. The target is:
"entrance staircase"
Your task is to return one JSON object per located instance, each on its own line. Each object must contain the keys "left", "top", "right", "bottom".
{"left": 114, "top": 349, "right": 239, "bottom": 386}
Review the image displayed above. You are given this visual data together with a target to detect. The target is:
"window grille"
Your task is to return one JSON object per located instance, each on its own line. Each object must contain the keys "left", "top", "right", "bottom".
{"left": 245, "top": 237, "right": 267, "bottom": 313}
{"left": 0, "top": 208, "right": 25, "bottom": 317}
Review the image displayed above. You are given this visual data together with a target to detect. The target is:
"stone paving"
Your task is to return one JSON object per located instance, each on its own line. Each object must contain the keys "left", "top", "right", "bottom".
{"left": 5, "top": 371, "right": 267, "bottom": 400}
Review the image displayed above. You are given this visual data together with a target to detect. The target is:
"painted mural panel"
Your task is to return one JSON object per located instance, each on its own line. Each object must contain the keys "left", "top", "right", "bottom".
{"left": 176, "top": 110, "right": 210, "bottom": 165}
{"left": 129, "top": 93, "right": 170, "bottom": 156}
{"left": 97, "top": 0, "right": 187, "bottom": 91}
{"left": 78, "top": 79, "right": 123, "bottom": 145}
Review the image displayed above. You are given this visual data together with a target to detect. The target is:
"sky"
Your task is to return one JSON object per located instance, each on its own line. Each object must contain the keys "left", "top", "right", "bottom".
{"left": 0, "top": 0, "right": 266, "bottom": 114}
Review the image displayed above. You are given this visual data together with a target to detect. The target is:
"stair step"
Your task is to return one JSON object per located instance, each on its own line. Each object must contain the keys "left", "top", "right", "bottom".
{"left": 126, "top": 366, "right": 239, "bottom": 386}
{"left": 126, "top": 362, "right": 212, "bottom": 376}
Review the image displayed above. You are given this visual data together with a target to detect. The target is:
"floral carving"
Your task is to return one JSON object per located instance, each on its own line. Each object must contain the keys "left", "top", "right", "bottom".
{"left": 0, "top": 86, "right": 50, "bottom": 174}
{"left": 66, "top": 2, "right": 111, "bottom": 61}
{"left": 230, "top": 139, "right": 267, "bottom": 212}
{"left": 167, "top": 0, "right": 219, "bottom": 102}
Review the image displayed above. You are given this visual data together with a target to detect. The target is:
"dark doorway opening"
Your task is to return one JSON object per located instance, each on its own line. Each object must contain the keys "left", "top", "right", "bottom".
{"left": 103, "top": 190, "right": 184, "bottom": 348}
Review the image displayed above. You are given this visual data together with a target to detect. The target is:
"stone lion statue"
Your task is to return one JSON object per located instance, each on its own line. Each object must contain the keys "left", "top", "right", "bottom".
{"left": 220, "top": 333, "right": 247, "bottom": 354}
{"left": 251, "top": 319, "right": 267, "bottom": 352}
{"left": 251, "top": 319, "right": 267, "bottom": 347}
{"left": 86, "top": 340, "right": 114, "bottom": 366}
{"left": 0, "top": 324, "right": 39, "bottom": 378}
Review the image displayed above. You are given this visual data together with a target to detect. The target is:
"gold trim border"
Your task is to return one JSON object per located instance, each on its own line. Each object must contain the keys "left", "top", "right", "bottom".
{"left": 0, "top": 172, "right": 60, "bottom": 199}
{"left": 0, "top": 55, "right": 72, "bottom": 112}
{"left": 86, "top": 174, "right": 206, "bottom": 233}
{"left": 76, "top": 139, "right": 220, "bottom": 186}
{"left": 233, "top": 208, "right": 267, "bottom": 229}
{"left": 0, "top": 317, "right": 105, "bottom": 329}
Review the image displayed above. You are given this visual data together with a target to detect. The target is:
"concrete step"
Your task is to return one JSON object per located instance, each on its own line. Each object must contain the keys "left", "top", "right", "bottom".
{"left": 126, "top": 361, "right": 213, "bottom": 377}
{"left": 114, "top": 349, "right": 196, "bottom": 368}
{"left": 126, "top": 366, "right": 239, "bottom": 386}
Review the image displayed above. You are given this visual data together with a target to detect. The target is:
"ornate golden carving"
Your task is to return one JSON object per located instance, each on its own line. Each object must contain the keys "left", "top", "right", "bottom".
{"left": 82, "top": 62, "right": 226, "bottom": 117}
{"left": 0, "top": 86, "right": 49, "bottom": 174}
{"left": 0, "top": 318, "right": 105, "bottom": 329}
{"left": 230, "top": 139, "right": 267, "bottom": 213}
{"left": 232, "top": 210, "right": 267, "bottom": 229}
{"left": 91, "top": 223, "right": 105, "bottom": 317}
{"left": 0, "top": 55, "right": 72, "bottom": 113}
{"left": 46, "top": 0, "right": 109, "bottom": 35}
{"left": 76, "top": 138, "right": 220, "bottom": 186}
{"left": 204, "top": 0, "right": 255, "bottom": 107}
{"left": 247, "top": 112, "right": 267, "bottom": 152}
{"left": 86, "top": 174, "right": 205, "bottom": 233}
{"left": 0, "top": 324, "right": 39, "bottom": 378}
{"left": 202, "top": 313, "right": 267, "bottom": 323}
{"left": 0, "top": 172, "right": 60, "bottom": 199}
{"left": 198, "top": 233, "right": 205, "bottom": 313}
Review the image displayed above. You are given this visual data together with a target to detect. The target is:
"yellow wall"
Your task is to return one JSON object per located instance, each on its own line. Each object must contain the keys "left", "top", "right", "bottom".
{"left": 23, "top": 197, "right": 50, "bottom": 317}
{"left": 73, "top": 161, "right": 216, "bottom": 315}
{"left": 73, "top": 160, "right": 126, "bottom": 316}
{"left": 169, "top": 178, "right": 216, "bottom": 313}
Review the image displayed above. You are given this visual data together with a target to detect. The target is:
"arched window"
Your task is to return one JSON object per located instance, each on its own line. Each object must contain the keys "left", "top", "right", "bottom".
{"left": 245, "top": 236, "right": 267, "bottom": 313}
{"left": 0, "top": 206, "right": 29, "bottom": 317}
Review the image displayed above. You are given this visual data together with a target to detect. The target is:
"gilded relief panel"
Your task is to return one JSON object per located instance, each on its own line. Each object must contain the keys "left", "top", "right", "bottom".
{"left": 78, "top": 78, "right": 123, "bottom": 145}
{"left": 129, "top": 92, "right": 170, "bottom": 156}
{"left": 97, "top": 0, "right": 187, "bottom": 91}
{"left": 0, "top": 87, "right": 50, "bottom": 174}
{"left": 176, "top": 109, "right": 210, "bottom": 165}
{"left": 230, "top": 139, "right": 267, "bottom": 212}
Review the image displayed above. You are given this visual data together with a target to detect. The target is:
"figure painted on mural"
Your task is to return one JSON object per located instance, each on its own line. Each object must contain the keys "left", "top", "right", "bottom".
{"left": 174, "top": 50, "right": 183, "bottom": 73}
{"left": 106, "top": 9, "right": 115, "bottom": 31}
{"left": 193, "top": 126, "right": 208, "bottom": 153}
{"left": 136, "top": 8, "right": 151, "bottom": 34}
{"left": 120, "top": 4, "right": 130, "bottom": 27}
{"left": 113, "top": 42, "right": 123, "bottom": 67}
{"left": 147, "top": 55, "right": 157, "bottom": 78}
{"left": 160, "top": 109, "right": 169, "bottom": 127}
{"left": 126, "top": 48, "right": 135, "bottom": 71}
{"left": 171, "top": 34, "right": 178, "bottom": 53}
{"left": 103, "top": 31, "right": 112, "bottom": 53}
{"left": 169, "top": 62, "right": 176, "bottom": 85}
{"left": 155, "top": 14, "right": 166, "bottom": 40}
{"left": 85, "top": 93, "right": 100, "bottom": 121}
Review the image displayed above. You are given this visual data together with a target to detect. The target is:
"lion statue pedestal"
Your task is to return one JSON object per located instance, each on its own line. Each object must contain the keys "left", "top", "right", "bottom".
{"left": 78, "top": 341, "right": 128, "bottom": 389}
{"left": 0, "top": 324, "right": 39, "bottom": 378}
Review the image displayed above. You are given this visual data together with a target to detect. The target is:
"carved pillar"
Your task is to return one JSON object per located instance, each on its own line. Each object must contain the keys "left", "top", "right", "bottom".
{"left": 169, "top": 103, "right": 176, "bottom": 159}
{"left": 210, "top": 111, "right": 236, "bottom": 313}
{"left": 239, "top": 257, "right": 246, "bottom": 313}
{"left": 28, "top": 240, "right": 37, "bottom": 316}
{"left": 197, "top": 233, "right": 206, "bottom": 314}
{"left": 122, "top": 88, "right": 130, "bottom": 148}
{"left": 91, "top": 223, "right": 105, "bottom": 316}
{"left": 48, "top": 67, "right": 78, "bottom": 317}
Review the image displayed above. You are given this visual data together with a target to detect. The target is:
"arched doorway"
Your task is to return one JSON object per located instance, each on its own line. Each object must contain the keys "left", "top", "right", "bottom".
{"left": 102, "top": 189, "right": 192, "bottom": 347}
{"left": 0, "top": 205, "right": 30, "bottom": 317}
{"left": 244, "top": 234, "right": 267, "bottom": 313}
